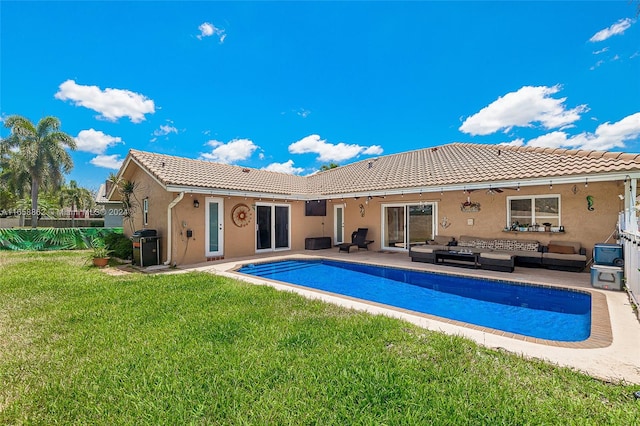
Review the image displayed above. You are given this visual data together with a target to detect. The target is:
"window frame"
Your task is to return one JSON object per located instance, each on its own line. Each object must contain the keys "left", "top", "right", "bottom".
{"left": 143, "top": 198, "right": 149, "bottom": 226}
{"left": 506, "top": 194, "right": 561, "bottom": 227}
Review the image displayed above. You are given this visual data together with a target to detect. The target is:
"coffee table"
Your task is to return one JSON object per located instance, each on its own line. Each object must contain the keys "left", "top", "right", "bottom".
{"left": 434, "top": 250, "right": 480, "bottom": 268}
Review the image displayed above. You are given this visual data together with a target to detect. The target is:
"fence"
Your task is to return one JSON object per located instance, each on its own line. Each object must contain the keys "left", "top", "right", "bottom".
{"left": 620, "top": 231, "right": 640, "bottom": 311}
{"left": 0, "top": 218, "right": 104, "bottom": 228}
{"left": 618, "top": 201, "right": 640, "bottom": 314}
{"left": 0, "top": 227, "right": 123, "bottom": 251}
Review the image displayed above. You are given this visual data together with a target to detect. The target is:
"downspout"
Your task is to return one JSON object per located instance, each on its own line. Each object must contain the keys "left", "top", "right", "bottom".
{"left": 164, "top": 192, "right": 185, "bottom": 265}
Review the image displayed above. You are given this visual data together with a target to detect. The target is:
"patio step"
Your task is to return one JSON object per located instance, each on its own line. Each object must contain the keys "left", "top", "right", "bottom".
{"left": 240, "top": 260, "right": 316, "bottom": 277}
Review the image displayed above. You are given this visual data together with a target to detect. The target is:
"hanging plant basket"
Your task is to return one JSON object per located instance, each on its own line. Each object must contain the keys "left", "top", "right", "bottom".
{"left": 460, "top": 202, "right": 480, "bottom": 212}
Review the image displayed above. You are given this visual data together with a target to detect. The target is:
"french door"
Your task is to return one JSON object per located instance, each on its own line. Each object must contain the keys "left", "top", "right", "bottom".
{"left": 205, "top": 197, "right": 224, "bottom": 257}
{"left": 256, "top": 203, "right": 290, "bottom": 252}
{"left": 381, "top": 203, "right": 435, "bottom": 250}
{"left": 334, "top": 204, "right": 345, "bottom": 245}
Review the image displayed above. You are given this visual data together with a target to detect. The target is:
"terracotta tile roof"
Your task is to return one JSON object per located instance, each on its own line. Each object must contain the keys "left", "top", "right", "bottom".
{"left": 127, "top": 150, "right": 309, "bottom": 195}
{"left": 307, "top": 143, "right": 640, "bottom": 195}
{"left": 123, "top": 144, "right": 640, "bottom": 198}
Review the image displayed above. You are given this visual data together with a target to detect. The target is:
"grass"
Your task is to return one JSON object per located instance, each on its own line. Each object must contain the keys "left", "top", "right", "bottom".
{"left": 1, "top": 251, "right": 639, "bottom": 424}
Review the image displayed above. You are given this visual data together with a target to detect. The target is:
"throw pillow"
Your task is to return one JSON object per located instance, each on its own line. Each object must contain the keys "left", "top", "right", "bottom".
{"left": 548, "top": 244, "right": 575, "bottom": 254}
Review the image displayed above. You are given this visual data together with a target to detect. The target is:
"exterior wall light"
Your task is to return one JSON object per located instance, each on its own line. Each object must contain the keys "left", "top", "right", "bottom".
{"left": 193, "top": 199, "right": 200, "bottom": 208}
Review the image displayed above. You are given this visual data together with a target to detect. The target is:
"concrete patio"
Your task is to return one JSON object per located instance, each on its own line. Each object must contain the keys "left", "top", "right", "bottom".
{"left": 176, "top": 248, "right": 640, "bottom": 384}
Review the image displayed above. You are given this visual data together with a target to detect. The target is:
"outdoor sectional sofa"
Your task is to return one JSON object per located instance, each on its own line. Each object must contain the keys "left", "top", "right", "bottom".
{"left": 409, "top": 235, "right": 587, "bottom": 273}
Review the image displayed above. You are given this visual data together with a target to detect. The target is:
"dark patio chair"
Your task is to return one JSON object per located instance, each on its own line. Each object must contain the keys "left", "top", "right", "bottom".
{"left": 338, "top": 228, "right": 374, "bottom": 253}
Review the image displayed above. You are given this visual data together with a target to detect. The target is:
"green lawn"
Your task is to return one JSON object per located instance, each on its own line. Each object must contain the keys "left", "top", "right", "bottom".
{"left": 1, "top": 251, "right": 638, "bottom": 424}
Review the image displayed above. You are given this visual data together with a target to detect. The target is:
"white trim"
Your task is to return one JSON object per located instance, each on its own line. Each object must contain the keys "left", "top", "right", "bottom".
{"left": 334, "top": 204, "right": 345, "bottom": 245}
{"left": 142, "top": 198, "right": 149, "bottom": 226}
{"left": 205, "top": 197, "right": 224, "bottom": 257}
{"left": 255, "top": 202, "right": 291, "bottom": 253}
{"left": 506, "top": 194, "right": 562, "bottom": 228}
{"left": 380, "top": 201, "right": 437, "bottom": 251}
{"left": 162, "top": 172, "right": 640, "bottom": 202}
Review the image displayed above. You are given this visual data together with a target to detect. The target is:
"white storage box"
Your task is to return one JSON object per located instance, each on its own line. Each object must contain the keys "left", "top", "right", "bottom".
{"left": 590, "top": 265, "right": 624, "bottom": 291}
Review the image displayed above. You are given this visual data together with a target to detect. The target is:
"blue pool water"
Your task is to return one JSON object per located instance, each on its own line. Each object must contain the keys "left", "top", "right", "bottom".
{"left": 238, "top": 259, "right": 591, "bottom": 342}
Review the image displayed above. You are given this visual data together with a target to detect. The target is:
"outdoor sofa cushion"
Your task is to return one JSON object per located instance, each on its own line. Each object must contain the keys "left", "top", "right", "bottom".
{"left": 548, "top": 240, "right": 582, "bottom": 253}
{"left": 479, "top": 251, "right": 515, "bottom": 272}
{"left": 547, "top": 244, "right": 575, "bottom": 254}
{"left": 541, "top": 240, "right": 587, "bottom": 272}
{"left": 411, "top": 246, "right": 438, "bottom": 254}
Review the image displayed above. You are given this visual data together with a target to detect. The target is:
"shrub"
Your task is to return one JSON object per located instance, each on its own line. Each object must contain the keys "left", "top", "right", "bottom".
{"left": 104, "top": 232, "right": 132, "bottom": 260}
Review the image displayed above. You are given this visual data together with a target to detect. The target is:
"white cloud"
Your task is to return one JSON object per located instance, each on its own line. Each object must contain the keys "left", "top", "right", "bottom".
{"left": 589, "top": 18, "right": 634, "bottom": 42}
{"left": 197, "top": 22, "right": 226, "bottom": 43}
{"left": 590, "top": 60, "right": 605, "bottom": 71}
{"left": 459, "top": 85, "right": 588, "bottom": 136}
{"left": 153, "top": 124, "right": 178, "bottom": 137}
{"left": 55, "top": 80, "right": 155, "bottom": 123}
{"left": 288, "top": 134, "right": 384, "bottom": 162}
{"left": 262, "top": 160, "right": 305, "bottom": 175}
{"left": 297, "top": 108, "right": 311, "bottom": 118}
{"left": 363, "top": 145, "right": 384, "bottom": 155}
{"left": 584, "top": 112, "right": 640, "bottom": 150}
{"left": 90, "top": 154, "right": 124, "bottom": 170}
{"left": 499, "top": 138, "right": 525, "bottom": 147}
{"left": 525, "top": 131, "right": 573, "bottom": 149}
{"left": 75, "top": 129, "right": 123, "bottom": 154}
{"left": 593, "top": 47, "right": 609, "bottom": 55}
{"left": 200, "top": 138, "right": 258, "bottom": 163}
{"left": 506, "top": 112, "right": 640, "bottom": 151}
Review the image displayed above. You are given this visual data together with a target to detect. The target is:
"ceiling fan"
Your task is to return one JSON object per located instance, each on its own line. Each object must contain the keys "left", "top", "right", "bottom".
{"left": 467, "top": 186, "right": 518, "bottom": 195}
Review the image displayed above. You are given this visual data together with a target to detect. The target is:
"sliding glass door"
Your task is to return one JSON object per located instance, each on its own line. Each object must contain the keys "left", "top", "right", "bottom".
{"left": 408, "top": 204, "right": 434, "bottom": 246}
{"left": 385, "top": 206, "right": 405, "bottom": 248}
{"left": 382, "top": 203, "right": 435, "bottom": 250}
{"left": 256, "top": 203, "right": 290, "bottom": 252}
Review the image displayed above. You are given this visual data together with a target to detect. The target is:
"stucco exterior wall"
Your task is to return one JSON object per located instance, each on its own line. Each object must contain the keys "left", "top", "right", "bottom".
{"left": 168, "top": 197, "right": 331, "bottom": 265}
{"left": 128, "top": 156, "right": 621, "bottom": 266}
{"left": 120, "top": 164, "right": 174, "bottom": 257}
{"left": 333, "top": 181, "right": 621, "bottom": 260}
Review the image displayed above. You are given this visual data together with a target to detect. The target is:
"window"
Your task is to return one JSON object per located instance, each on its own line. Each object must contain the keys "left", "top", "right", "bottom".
{"left": 507, "top": 195, "right": 560, "bottom": 227}
{"left": 143, "top": 198, "right": 149, "bottom": 226}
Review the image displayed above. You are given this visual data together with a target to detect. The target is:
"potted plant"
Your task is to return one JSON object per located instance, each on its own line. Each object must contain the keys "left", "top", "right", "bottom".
{"left": 88, "top": 239, "right": 112, "bottom": 268}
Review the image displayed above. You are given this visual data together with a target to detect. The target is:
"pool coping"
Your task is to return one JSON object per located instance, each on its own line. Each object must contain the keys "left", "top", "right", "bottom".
{"left": 231, "top": 256, "right": 612, "bottom": 349}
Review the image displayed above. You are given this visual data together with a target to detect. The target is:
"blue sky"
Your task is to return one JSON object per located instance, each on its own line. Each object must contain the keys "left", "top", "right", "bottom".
{"left": 1, "top": 1, "right": 639, "bottom": 190}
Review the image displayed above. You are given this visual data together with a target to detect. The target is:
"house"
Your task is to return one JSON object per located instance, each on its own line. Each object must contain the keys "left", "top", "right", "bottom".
{"left": 96, "top": 182, "right": 124, "bottom": 228}
{"left": 107, "top": 143, "right": 640, "bottom": 266}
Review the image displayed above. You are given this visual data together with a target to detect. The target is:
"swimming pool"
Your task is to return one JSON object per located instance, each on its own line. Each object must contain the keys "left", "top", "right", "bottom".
{"left": 238, "top": 259, "right": 591, "bottom": 342}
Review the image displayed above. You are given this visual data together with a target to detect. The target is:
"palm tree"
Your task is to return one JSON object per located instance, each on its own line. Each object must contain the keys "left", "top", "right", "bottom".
{"left": 1, "top": 115, "right": 76, "bottom": 227}
{"left": 0, "top": 149, "right": 31, "bottom": 198}
{"left": 60, "top": 180, "right": 94, "bottom": 227}
{"left": 61, "top": 180, "right": 94, "bottom": 212}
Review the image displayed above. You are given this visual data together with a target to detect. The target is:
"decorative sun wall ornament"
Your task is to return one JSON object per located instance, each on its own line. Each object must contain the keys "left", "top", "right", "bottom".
{"left": 231, "top": 203, "right": 252, "bottom": 227}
